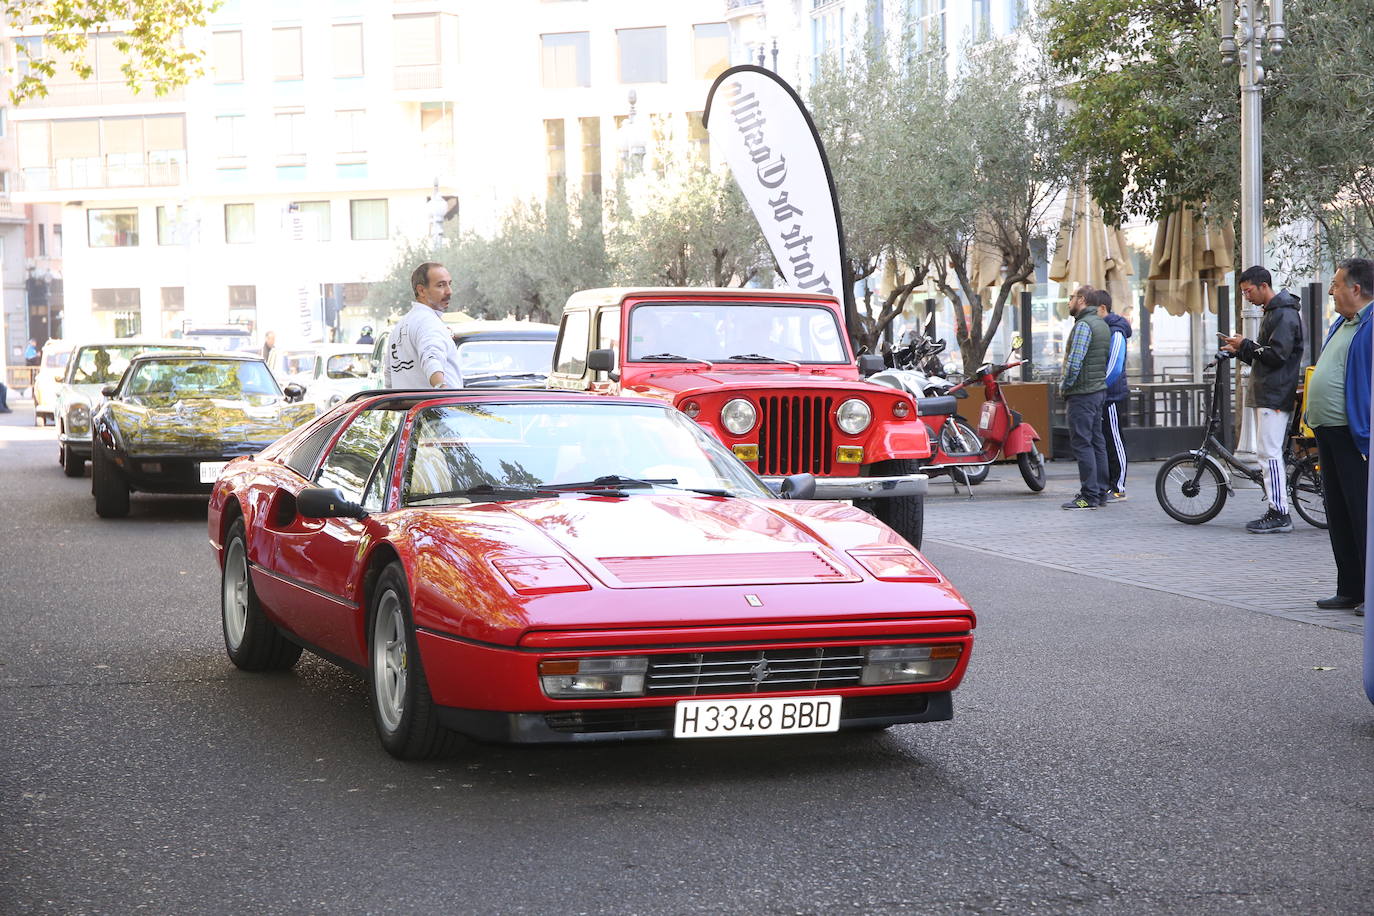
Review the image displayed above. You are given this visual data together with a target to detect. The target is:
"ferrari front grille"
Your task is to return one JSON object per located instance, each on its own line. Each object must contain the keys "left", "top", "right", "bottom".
{"left": 757, "top": 395, "right": 834, "bottom": 476}
{"left": 644, "top": 647, "right": 864, "bottom": 697}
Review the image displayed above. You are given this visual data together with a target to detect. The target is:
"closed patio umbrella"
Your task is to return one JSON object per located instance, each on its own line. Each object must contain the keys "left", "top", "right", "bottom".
{"left": 1144, "top": 205, "right": 1235, "bottom": 317}
{"left": 1048, "top": 184, "right": 1135, "bottom": 311}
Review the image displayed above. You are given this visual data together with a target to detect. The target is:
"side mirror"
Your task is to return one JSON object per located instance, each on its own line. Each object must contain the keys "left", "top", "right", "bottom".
{"left": 283, "top": 382, "right": 306, "bottom": 403}
{"left": 101, "top": 385, "right": 117, "bottom": 398}
{"left": 856, "top": 353, "right": 885, "bottom": 377}
{"left": 587, "top": 348, "right": 615, "bottom": 373}
{"left": 297, "top": 486, "right": 368, "bottom": 520}
{"left": 778, "top": 473, "right": 817, "bottom": 500}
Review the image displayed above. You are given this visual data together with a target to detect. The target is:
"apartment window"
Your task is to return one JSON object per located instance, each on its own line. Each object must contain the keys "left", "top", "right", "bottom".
{"left": 580, "top": 116, "right": 601, "bottom": 199}
{"left": 692, "top": 23, "right": 729, "bottom": 81}
{"left": 0, "top": 107, "right": 8, "bottom": 137}
{"left": 38, "top": 224, "right": 46, "bottom": 256}
{"left": 332, "top": 23, "right": 364, "bottom": 77}
{"left": 618, "top": 27, "right": 667, "bottom": 84}
{"left": 156, "top": 205, "right": 183, "bottom": 245}
{"left": 687, "top": 111, "right": 709, "bottom": 163}
{"left": 225, "top": 203, "right": 255, "bottom": 244}
{"left": 350, "top": 199, "right": 388, "bottom": 240}
{"left": 292, "top": 200, "right": 331, "bottom": 242}
{"left": 216, "top": 115, "right": 246, "bottom": 158}
{"left": 228, "top": 285, "right": 257, "bottom": 327}
{"left": 52, "top": 225, "right": 63, "bottom": 257}
{"left": 545, "top": 119, "right": 566, "bottom": 200}
{"left": 275, "top": 110, "right": 307, "bottom": 158}
{"left": 161, "top": 287, "right": 184, "bottom": 335}
{"left": 335, "top": 109, "right": 367, "bottom": 156}
{"left": 212, "top": 31, "right": 244, "bottom": 83}
{"left": 913, "top": 0, "right": 946, "bottom": 56}
{"left": 88, "top": 208, "right": 139, "bottom": 247}
{"left": 394, "top": 14, "right": 441, "bottom": 89}
{"left": 273, "top": 27, "right": 303, "bottom": 81}
{"left": 92, "top": 288, "right": 140, "bottom": 310}
{"left": 1006, "top": 0, "right": 1025, "bottom": 31}
{"left": 972, "top": 0, "right": 991, "bottom": 41}
{"left": 541, "top": 32, "right": 590, "bottom": 88}
{"left": 811, "top": 9, "right": 845, "bottom": 79}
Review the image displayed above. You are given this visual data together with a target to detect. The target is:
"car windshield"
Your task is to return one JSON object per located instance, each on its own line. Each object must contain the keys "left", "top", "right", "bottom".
{"left": 124, "top": 359, "right": 284, "bottom": 406}
{"left": 70, "top": 345, "right": 188, "bottom": 385}
{"left": 456, "top": 339, "right": 554, "bottom": 380}
{"left": 403, "top": 402, "right": 771, "bottom": 504}
{"left": 277, "top": 351, "right": 315, "bottom": 378}
{"left": 626, "top": 302, "right": 848, "bottom": 364}
{"left": 45, "top": 350, "right": 70, "bottom": 369}
{"left": 326, "top": 353, "right": 371, "bottom": 379}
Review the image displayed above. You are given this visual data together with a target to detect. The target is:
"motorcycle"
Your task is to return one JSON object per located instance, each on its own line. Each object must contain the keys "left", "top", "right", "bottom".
{"left": 870, "top": 332, "right": 1046, "bottom": 492}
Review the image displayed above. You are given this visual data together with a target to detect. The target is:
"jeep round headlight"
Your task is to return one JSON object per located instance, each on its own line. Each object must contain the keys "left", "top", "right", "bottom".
{"left": 721, "top": 398, "right": 757, "bottom": 435}
{"left": 836, "top": 398, "right": 872, "bottom": 435}
{"left": 67, "top": 401, "right": 92, "bottom": 435}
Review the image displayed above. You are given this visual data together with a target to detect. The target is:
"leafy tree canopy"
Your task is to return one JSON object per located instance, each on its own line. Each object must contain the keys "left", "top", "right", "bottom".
{"left": 7, "top": 1, "right": 217, "bottom": 104}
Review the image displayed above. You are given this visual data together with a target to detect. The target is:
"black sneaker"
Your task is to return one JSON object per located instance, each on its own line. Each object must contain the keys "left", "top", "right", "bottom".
{"left": 1245, "top": 509, "right": 1293, "bottom": 534}
{"left": 1061, "top": 495, "right": 1095, "bottom": 510}
{"left": 1106, "top": 489, "right": 1127, "bottom": 502}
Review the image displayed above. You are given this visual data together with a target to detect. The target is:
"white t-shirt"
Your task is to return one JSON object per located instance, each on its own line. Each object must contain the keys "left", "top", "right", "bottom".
{"left": 384, "top": 302, "right": 464, "bottom": 389}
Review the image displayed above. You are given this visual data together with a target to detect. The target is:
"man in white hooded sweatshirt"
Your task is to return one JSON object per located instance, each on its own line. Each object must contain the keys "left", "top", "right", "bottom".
{"left": 385, "top": 261, "right": 464, "bottom": 389}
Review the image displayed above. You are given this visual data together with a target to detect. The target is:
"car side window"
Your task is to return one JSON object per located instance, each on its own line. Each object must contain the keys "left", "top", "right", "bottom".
{"left": 554, "top": 310, "right": 590, "bottom": 376}
{"left": 594, "top": 308, "right": 620, "bottom": 381}
{"left": 316, "top": 408, "right": 403, "bottom": 502}
{"left": 284, "top": 416, "right": 347, "bottom": 479}
{"left": 361, "top": 429, "right": 400, "bottom": 512}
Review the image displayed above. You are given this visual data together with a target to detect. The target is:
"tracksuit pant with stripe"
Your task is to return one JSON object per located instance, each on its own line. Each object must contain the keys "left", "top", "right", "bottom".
{"left": 1255, "top": 407, "right": 1290, "bottom": 515}
{"left": 1100, "top": 398, "right": 1127, "bottom": 493}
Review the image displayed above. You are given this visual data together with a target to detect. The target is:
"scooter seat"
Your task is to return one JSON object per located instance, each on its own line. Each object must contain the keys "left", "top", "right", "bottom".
{"left": 916, "top": 395, "right": 958, "bottom": 417}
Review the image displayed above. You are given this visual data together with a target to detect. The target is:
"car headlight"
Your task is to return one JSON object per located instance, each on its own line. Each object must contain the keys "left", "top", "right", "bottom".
{"left": 720, "top": 398, "right": 757, "bottom": 435}
{"left": 539, "top": 656, "right": 648, "bottom": 698}
{"left": 860, "top": 645, "right": 962, "bottom": 685}
{"left": 67, "top": 401, "right": 92, "bottom": 435}
{"left": 327, "top": 393, "right": 343, "bottom": 407}
{"left": 836, "top": 398, "right": 872, "bottom": 434}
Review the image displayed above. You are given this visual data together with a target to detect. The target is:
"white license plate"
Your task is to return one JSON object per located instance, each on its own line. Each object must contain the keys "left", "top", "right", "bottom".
{"left": 198, "top": 461, "right": 229, "bottom": 483}
{"left": 673, "top": 695, "right": 842, "bottom": 739}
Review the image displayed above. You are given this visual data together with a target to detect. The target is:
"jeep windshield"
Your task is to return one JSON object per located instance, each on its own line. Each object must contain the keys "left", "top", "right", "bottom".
{"left": 403, "top": 402, "right": 771, "bottom": 505}
{"left": 625, "top": 302, "right": 848, "bottom": 364}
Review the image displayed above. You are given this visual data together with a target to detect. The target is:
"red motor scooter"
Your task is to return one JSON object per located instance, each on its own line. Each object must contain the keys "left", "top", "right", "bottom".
{"left": 919, "top": 347, "right": 1047, "bottom": 492}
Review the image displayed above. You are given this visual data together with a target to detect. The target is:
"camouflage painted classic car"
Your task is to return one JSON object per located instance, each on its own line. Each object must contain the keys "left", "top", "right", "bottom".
{"left": 89, "top": 352, "right": 316, "bottom": 517}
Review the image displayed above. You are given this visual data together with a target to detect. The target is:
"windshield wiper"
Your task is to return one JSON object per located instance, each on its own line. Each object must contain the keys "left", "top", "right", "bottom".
{"left": 638, "top": 353, "right": 715, "bottom": 368}
{"left": 544, "top": 475, "right": 737, "bottom": 498}
{"left": 726, "top": 353, "right": 802, "bottom": 368}
{"left": 406, "top": 483, "right": 556, "bottom": 505}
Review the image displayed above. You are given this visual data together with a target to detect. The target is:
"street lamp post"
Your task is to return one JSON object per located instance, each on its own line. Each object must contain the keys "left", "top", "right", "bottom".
{"left": 1219, "top": 0, "right": 1285, "bottom": 460}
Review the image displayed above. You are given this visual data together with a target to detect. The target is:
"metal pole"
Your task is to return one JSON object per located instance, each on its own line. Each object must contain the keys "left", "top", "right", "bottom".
{"left": 1306, "top": 280, "right": 1324, "bottom": 365}
{"left": 1019, "top": 290, "right": 1033, "bottom": 382}
{"left": 1138, "top": 293, "right": 1153, "bottom": 380}
{"left": 1217, "top": 285, "right": 1232, "bottom": 449}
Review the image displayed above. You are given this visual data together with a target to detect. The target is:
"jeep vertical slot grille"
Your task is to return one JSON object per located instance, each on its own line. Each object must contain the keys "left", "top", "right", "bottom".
{"left": 758, "top": 395, "right": 834, "bottom": 476}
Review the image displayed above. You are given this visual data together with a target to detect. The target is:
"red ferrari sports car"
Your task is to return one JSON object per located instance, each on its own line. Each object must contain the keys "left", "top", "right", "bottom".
{"left": 209, "top": 389, "right": 975, "bottom": 759}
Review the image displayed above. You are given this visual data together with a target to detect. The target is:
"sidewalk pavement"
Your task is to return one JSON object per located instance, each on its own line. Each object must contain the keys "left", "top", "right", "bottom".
{"left": 923, "top": 456, "right": 1364, "bottom": 635}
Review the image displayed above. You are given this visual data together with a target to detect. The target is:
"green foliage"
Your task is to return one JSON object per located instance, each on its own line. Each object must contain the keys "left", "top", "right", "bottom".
{"left": 8, "top": 0, "right": 218, "bottom": 104}
{"left": 810, "top": 17, "right": 1072, "bottom": 370}
{"left": 608, "top": 166, "right": 767, "bottom": 288}
{"left": 1047, "top": 0, "right": 1374, "bottom": 269}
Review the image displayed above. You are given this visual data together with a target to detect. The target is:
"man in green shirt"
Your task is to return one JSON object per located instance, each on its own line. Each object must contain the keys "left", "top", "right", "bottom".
{"left": 1306, "top": 257, "right": 1374, "bottom": 617}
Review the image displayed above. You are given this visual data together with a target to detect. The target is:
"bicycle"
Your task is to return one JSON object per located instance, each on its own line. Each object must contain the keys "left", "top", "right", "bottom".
{"left": 1154, "top": 356, "right": 1327, "bottom": 528}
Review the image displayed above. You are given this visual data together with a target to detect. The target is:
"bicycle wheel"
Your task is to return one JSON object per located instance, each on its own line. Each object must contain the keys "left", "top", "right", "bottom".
{"left": 941, "top": 416, "right": 988, "bottom": 485}
{"left": 1288, "top": 454, "right": 1328, "bottom": 529}
{"left": 1155, "top": 454, "right": 1227, "bottom": 524}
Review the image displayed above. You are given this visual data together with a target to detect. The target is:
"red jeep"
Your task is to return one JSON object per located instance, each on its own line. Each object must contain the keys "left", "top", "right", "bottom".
{"left": 547, "top": 288, "right": 934, "bottom": 547}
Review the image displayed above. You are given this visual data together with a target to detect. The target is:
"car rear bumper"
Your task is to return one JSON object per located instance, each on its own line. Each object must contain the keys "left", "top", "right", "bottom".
{"left": 436, "top": 691, "right": 952, "bottom": 743}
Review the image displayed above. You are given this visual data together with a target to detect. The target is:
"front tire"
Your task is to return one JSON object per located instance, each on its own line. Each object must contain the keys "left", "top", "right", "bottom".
{"left": 942, "top": 417, "right": 988, "bottom": 485}
{"left": 1017, "top": 443, "right": 1047, "bottom": 492}
{"left": 221, "top": 518, "right": 302, "bottom": 671}
{"left": 369, "top": 562, "right": 454, "bottom": 760}
{"left": 1288, "top": 454, "right": 1327, "bottom": 530}
{"left": 91, "top": 446, "right": 130, "bottom": 518}
{"left": 865, "top": 458, "right": 925, "bottom": 550}
{"left": 1156, "top": 454, "right": 1227, "bottom": 524}
{"left": 61, "top": 442, "right": 85, "bottom": 477}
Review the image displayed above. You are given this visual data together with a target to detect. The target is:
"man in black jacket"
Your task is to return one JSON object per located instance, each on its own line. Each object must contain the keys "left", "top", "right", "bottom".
{"left": 1220, "top": 265, "right": 1305, "bottom": 533}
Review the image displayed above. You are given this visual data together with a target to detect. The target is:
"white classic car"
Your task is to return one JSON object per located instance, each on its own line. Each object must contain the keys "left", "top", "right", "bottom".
{"left": 54, "top": 339, "right": 205, "bottom": 476}
{"left": 32, "top": 339, "right": 73, "bottom": 426}
{"left": 290, "top": 344, "right": 374, "bottom": 410}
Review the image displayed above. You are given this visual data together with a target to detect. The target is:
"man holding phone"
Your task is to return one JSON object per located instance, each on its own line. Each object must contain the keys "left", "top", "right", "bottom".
{"left": 1218, "top": 265, "right": 1305, "bottom": 533}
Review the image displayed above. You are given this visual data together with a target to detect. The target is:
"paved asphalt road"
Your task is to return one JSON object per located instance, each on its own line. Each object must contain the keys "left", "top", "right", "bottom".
{"left": 1, "top": 405, "right": 1371, "bottom": 915}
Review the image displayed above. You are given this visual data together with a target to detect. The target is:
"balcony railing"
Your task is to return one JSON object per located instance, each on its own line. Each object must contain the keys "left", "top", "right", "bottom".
{"left": 19, "top": 155, "right": 186, "bottom": 192}
{"left": 394, "top": 64, "right": 442, "bottom": 90}
{"left": 726, "top": 0, "right": 764, "bottom": 15}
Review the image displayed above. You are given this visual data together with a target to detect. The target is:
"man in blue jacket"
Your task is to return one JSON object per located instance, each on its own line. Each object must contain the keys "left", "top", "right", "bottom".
{"left": 1304, "top": 257, "right": 1374, "bottom": 616}
{"left": 1093, "top": 289, "right": 1131, "bottom": 500}
{"left": 1219, "top": 265, "right": 1305, "bottom": 533}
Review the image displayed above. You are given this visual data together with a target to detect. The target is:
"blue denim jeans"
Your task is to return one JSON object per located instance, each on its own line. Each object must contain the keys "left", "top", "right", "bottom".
{"left": 1066, "top": 390, "right": 1108, "bottom": 503}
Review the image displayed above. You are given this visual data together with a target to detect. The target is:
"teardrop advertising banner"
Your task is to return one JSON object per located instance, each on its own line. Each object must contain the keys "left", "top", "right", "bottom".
{"left": 704, "top": 65, "right": 846, "bottom": 297}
